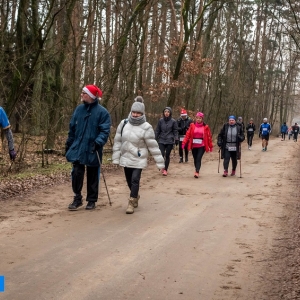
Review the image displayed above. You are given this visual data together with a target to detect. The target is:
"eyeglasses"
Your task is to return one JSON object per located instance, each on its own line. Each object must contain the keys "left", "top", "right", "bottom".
{"left": 81, "top": 91, "right": 87, "bottom": 94}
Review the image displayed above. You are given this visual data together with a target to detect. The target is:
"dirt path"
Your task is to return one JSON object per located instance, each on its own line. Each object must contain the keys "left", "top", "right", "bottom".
{"left": 0, "top": 137, "right": 299, "bottom": 299}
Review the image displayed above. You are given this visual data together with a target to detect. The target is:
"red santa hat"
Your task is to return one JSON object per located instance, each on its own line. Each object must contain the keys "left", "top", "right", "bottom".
{"left": 82, "top": 85, "right": 103, "bottom": 99}
{"left": 181, "top": 109, "right": 187, "bottom": 116}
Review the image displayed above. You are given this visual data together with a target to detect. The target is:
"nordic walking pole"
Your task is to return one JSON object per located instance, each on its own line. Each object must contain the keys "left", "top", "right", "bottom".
{"left": 239, "top": 143, "right": 242, "bottom": 178}
{"left": 96, "top": 151, "right": 112, "bottom": 206}
{"left": 218, "top": 148, "right": 220, "bottom": 173}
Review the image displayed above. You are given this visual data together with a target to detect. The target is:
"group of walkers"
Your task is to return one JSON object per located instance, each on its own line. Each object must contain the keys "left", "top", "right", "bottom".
{"left": 1, "top": 84, "right": 298, "bottom": 215}
{"left": 281, "top": 122, "right": 299, "bottom": 142}
{"left": 62, "top": 84, "right": 277, "bottom": 214}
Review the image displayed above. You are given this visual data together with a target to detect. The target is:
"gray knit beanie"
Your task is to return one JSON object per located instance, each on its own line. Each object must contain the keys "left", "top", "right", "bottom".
{"left": 131, "top": 96, "right": 145, "bottom": 114}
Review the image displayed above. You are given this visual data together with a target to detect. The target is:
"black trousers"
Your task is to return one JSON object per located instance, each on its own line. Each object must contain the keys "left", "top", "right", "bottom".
{"left": 281, "top": 132, "right": 286, "bottom": 140}
{"left": 159, "top": 143, "right": 173, "bottom": 171}
{"left": 223, "top": 149, "right": 237, "bottom": 171}
{"left": 192, "top": 147, "right": 205, "bottom": 172}
{"left": 71, "top": 163, "right": 99, "bottom": 202}
{"left": 124, "top": 167, "right": 142, "bottom": 198}
{"left": 294, "top": 133, "right": 298, "bottom": 141}
{"left": 247, "top": 133, "right": 254, "bottom": 146}
{"left": 179, "top": 141, "right": 188, "bottom": 158}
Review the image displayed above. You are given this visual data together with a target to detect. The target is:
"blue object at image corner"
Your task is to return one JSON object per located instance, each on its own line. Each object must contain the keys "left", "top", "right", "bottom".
{"left": 0, "top": 275, "right": 4, "bottom": 292}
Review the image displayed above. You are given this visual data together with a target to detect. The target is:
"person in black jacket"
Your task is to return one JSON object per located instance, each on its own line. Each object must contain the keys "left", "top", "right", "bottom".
{"left": 292, "top": 122, "right": 299, "bottom": 142}
{"left": 246, "top": 118, "right": 256, "bottom": 150}
{"left": 217, "top": 115, "right": 245, "bottom": 177}
{"left": 155, "top": 107, "right": 179, "bottom": 176}
{"left": 177, "top": 108, "right": 192, "bottom": 163}
{"left": 237, "top": 116, "right": 245, "bottom": 133}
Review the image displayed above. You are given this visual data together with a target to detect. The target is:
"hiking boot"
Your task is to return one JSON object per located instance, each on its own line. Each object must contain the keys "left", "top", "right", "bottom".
{"left": 222, "top": 170, "right": 228, "bottom": 177}
{"left": 126, "top": 197, "right": 135, "bottom": 214}
{"left": 230, "top": 170, "right": 236, "bottom": 176}
{"left": 185, "top": 155, "right": 188, "bottom": 163}
{"left": 132, "top": 195, "right": 140, "bottom": 208}
{"left": 179, "top": 157, "right": 183, "bottom": 163}
{"left": 86, "top": 201, "right": 96, "bottom": 210}
{"left": 194, "top": 172, "right": 199, "bottom": 178}
{"left": 163, "top": 170, "right": 168, "bottom": 176}
{"left": 68, "top": 199, "right": 83, "bottom": 210}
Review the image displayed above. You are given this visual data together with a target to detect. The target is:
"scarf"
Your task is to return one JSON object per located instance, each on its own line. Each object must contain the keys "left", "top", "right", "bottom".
{"left": 128, "top": 114, "right": 146, "bottom": 126}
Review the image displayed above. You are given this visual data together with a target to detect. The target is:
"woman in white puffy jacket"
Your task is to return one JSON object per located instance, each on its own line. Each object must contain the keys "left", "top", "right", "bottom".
{"left": 112, "top": 97, "right": 165, "bottom": 214}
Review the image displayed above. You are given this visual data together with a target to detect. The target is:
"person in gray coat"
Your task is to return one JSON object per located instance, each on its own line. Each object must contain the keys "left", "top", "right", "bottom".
{"left": 112, "top": 97, "right": 165, "bottom": 214}
{"left": 155, "top": 107, "right": 179, "bottom": 176}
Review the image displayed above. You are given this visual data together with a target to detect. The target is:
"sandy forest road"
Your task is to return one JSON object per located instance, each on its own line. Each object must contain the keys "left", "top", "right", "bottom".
{"left": 0, "top": 137, "right": 299, "bottom": 299}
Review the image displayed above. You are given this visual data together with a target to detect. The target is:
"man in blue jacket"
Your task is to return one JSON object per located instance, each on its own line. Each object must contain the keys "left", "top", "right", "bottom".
{"left": 259, "top": 118, "right": 272, "bottom": 151}
{"left": 65, "top": 85, "right": 111, "bottom": 210}
{"left": 0, "top": 107, "right": 17, "bottom": 161}
{"left": 280, "top": 122, "right": 288, "bottom": 141}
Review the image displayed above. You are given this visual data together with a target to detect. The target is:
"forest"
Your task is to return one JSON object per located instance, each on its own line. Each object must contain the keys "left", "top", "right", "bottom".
{"left": 0, "top": 0, "right": 300, "bottom": 171}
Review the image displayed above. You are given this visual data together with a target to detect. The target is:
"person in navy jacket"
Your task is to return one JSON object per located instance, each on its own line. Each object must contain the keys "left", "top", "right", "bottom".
{"left": 65, "top": 85, "right": 111, "bottom": 210}
{"left": 280, "top": 122, "right": 288, "bottom": 141}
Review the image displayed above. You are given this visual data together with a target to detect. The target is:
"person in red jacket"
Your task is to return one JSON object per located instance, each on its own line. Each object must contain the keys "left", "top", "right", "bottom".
{"left": 182, "top": 112, "right": 213, "bottom": 178}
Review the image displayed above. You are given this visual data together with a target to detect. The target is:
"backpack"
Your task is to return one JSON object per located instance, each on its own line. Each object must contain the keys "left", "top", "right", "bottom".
{"left": 121, "top": 119, "right": 128, "bottom": 137}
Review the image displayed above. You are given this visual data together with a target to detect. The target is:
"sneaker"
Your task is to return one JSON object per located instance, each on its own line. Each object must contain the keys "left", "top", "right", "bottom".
{"left": 262, "top": 148, "right": 265, "bottom": 151}
{"left": 194, "top": 172, "right": 199, "bottom": 178}
{"left": 179, "top": 157, "right": 183, "bottom": 163}
{"left": 230, "top": 170, "right": 236, "bottom": 176}
{"left": 163, "top": 170, "right": 168, "bottom": 176}
{"left": 86, "top": 201, "right": 96, "bottom": 210}
{"left": 68, "top": 199, "right": 83, "bottom": 210}
{"left": 222, "top": 170, "right": 228, "bottom": 177}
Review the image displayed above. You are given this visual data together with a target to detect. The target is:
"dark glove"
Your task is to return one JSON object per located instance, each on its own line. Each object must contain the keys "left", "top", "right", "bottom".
{"left": 9, "top": 149, "right": 17, "bottom": 161}
{"left": 175, "top": 140, "right": 179, "bottom": 146}
{"left": 92, "top": 142, "right": 101, "bottom": 152}
{"left": 238, "top": 135, "right": 244, "bottom": 142}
